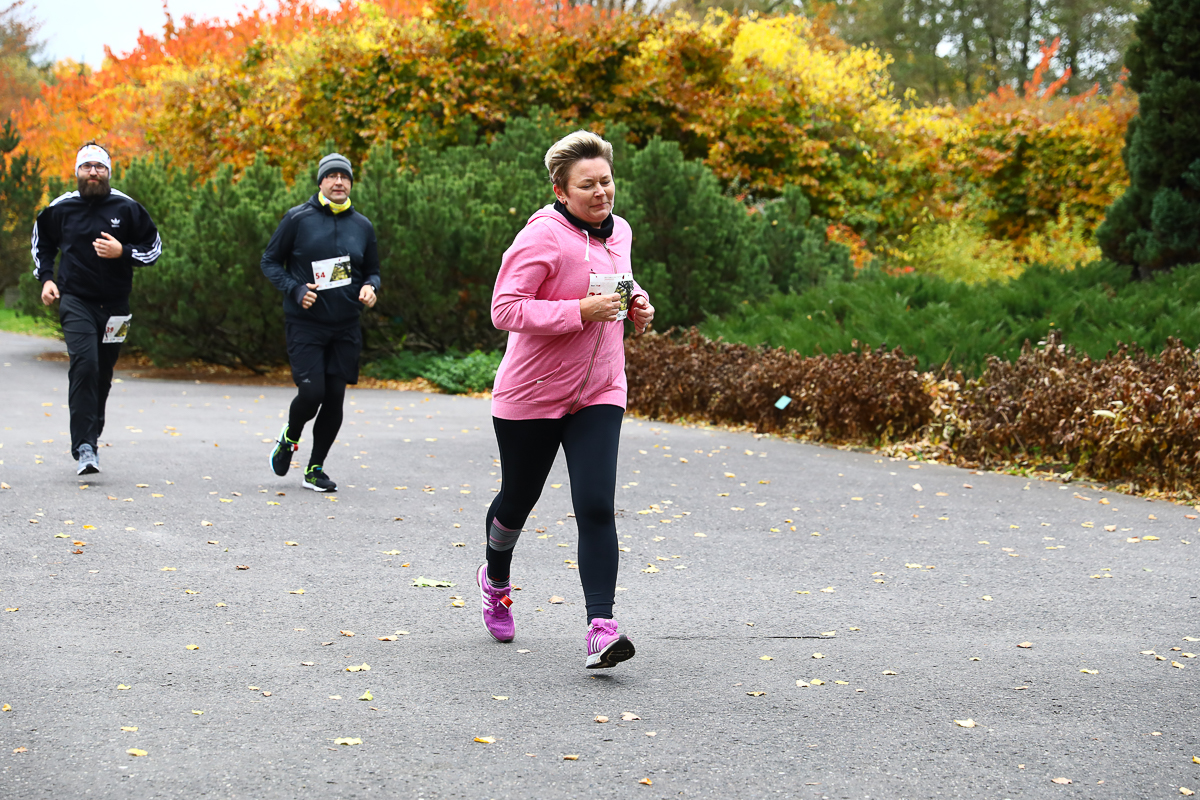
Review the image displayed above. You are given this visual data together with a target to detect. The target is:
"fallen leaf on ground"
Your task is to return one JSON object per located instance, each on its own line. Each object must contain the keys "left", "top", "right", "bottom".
{"left": 882, "top": 670, "right": 898, "bottom": 675}
{"left": 1080, "top": 669, "right": 1099, "bottom": 674}
{"left": 810, "top": 679, "right": 825, "bottom": 685}
{"left": 345, "top": 664, "right": 371, "bottom": 672}
{"left": 595, "top": 716, "right": 609, "bottom": 723}
{"left": 820, "top": 587, "right": 835, "bottom": 593}
{"left": 492, "top": 696, "right": 508, "bottom": 700}
{"left": 621, "top": 712, "right": 640, "bottom": 721}
{"left": 359, "top": 690, "right": 373, "bottom": 701}
{"left": 548, "top": 596, "right": 564, "bottom": 604}
{"left": 1051, "top": 777, "right": 1072, "bottom": 785}
{"left": 186, "top": 644, "right": 199, "bottom": 650}
{"left": 413, "top": 577, "right": 453, "bottom": 587}
{"left": 746, "top": 691, "right": 766, "bottom": 696}
{"left": 120, "top": 726, "right": 136, "bottom": 732}
{"left": 760, "top": 656, "right": 773, "bottom": 661}
{"left": 377, "top": 636, "right": 397, "bottom": 642}
{"left": 191, "top": 710, "right": 203, "bottom": 715}
{"left": 1181, "top": 789, "right": 1194, "bottom": 797}
{"left": 563, "top": 754, "right": 579, "bottom": 760}
{"left": 812, "top": 653, "right": 824, "bottom": 659}
{"left": 474, "top": 736, "right": 496, "bottom": 744}
{"left": 340, "top": 630, "right": 355, "bottom": 637}
{"left": 639, "top": 778, "right": 652, "bottom": 785}
{"left": 301, "top": 662, "right": 314, "bottom": 666}
{"left": 954, "top": 719, "right": 976, "bottom": 728}
{"left": 1017, "top": 642, "right": 1033, "bottom": 649}
{"left": 117, "top": 685, "right": 129, "bottom": 690}
{"left": 127, "top": 749, "right": 148, "bottom": 756}
{"left": 334, "top": 738, "right": 362, "bottom": 746}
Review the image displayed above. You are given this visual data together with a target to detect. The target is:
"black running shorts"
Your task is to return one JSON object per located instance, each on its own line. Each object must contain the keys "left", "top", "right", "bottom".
{"left": 284, "top": 318, "right": 362, "bottom": 386}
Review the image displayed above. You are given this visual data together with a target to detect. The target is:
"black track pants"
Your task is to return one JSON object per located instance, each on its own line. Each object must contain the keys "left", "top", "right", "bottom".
{"left": 59, "top": 293, "right": 127, "bottom": 459}
{"left": 486, "top": 404, "right": 624, "bottom": 622}
{"left": 287, "top": 373, "right": 347, "bottom": 469}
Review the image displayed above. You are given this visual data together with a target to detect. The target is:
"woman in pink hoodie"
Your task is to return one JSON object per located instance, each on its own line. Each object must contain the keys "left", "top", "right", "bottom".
{"left": 475, "top": 130, "right": 655, "bottom": 668}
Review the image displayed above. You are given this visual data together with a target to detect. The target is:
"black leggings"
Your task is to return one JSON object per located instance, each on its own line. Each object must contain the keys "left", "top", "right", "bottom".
{"left": 287, "top": 373, "right": 346, "bottom": 469}
{"left": 486, "top": 404, "right": 624, "bottom": 622}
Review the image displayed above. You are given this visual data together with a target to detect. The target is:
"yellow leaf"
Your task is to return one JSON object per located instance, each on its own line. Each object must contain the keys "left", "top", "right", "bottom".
{"left": 1143, "top": 535, "right": 1160, "bottom": 541}
{"left": 377, "top": 636, "right": 397, "bottom": 641}
{"left": 746, "top": 691, "right": 766, "bottom": 696}
{"left": 954, "top": 719, "right": 976, "bottom": 728}
{"left": 1, "top": 704, "right": 10, "bottom": 711}
{"left": 639, "top": 778, "right": 653, "bottom": 785}
{"left": 642, "top": 564, "right": 660, "bottom": 573}
{"left": 821, "top": 631, "right": 836, "bottom": 636}
{"left": 334, "top": 738, "right": 362, "bottom": 746}
{"left": 160, "top": 567, "right": 176, "bottom": 571}
{"left": 594, "top": 715, "right": 609, "bottom": 723}
{"left": 117, "top": 685, "right": 130, "bottom": 690}
{"left": 1080, "top": 669, "right": 1098, "bottom": 675}
{"left": 345, "top": 663, "right": 371, "bottom": 672}
{"left": 120, "top": 726, "right": 137, "bottom": 732}
{"left": 474, "top": 736, "right": 496, "bottom": 744}
{"left": 184, "top": 590, "right": 198, "bottom": 595}
{"left": 1081, "top": 522, "right": 1094, "bottom": 528}
{"left": 812, "top": 653, "right": 824, "bottom": 659}
{"left": 563, "top": 754, "right": 579, "bottom": 760}
{"left": 760, "top": 656, "right": 773, "bottom": 661}
{"left": 1172, "top": 661, "right": 1185, "bottom": 669}
{"left": 492, "top": 696, "right": 509, "bottom": 700}
{"left": 834, "top": 680, "right": 849, "bottom": 685}
{"left": 191, "top": 710, "right": 203, "bottom": 715}
{"left": 450, "top": 599, "right": 465, "bottom": 608}
{"left": 1051, "top": 777, "right": 1072, "bottom": 785}
{"left": 126, "top": 749, "right": 148, "bottom": 757}
{"left": 359, "top": 690, "right": 373, "bottom": 701}
{"left": 621, "top": 712, "right": 640, "bottom": 721}
{"left": 981, "top": 596, "right": 993, "bottom": 601}
{"left": 186, "top": 644, "right": 199, "bottom": 650}
{"left": 1181, "top": 789, "right": 1195, "bottom": 797}
{"left": 1017, "top": 642, "right": 1033, "bottom": 649}
{"left": 882, "top": 670, "right": 898, "bottom": 675}
{"left": 284, "top": 541, "right": 298, "bottom": 546}
{"left": 340, "top": 630, "right": 355, "bottom": 637}
{"left": 820, "top": 587, "right": 835, "bottom": 593}
{"left": 810, "top": 679, "right": 825, "bottom": 685}
{"left": 215, "top": 602, "right": 226, "bottom": 607}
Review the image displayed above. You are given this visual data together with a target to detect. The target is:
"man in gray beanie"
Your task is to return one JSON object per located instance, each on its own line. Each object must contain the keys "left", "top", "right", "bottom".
{"left": 261, "top": 152, "right": 381, "bottom": 492}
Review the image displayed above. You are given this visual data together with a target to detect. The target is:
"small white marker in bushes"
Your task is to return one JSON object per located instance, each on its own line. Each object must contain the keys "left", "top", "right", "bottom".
{"left": 775, "top": 395, "right": 792, "bottom": 410}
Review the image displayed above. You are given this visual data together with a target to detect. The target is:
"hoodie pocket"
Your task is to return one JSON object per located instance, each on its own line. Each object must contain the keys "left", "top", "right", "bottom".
{"left": 496, "top": 360, "right": 591, "bottom": 404}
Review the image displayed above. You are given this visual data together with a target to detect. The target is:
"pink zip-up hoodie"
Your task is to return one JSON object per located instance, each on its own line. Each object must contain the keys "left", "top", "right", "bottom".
{"left": 491, "top": 205, "right": 648, "bottom": 421}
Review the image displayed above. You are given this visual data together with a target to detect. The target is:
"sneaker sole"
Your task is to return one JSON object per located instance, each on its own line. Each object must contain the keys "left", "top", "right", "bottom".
{"left": 77, "top": 463, "right": 99, "bottom": 476}
{"left": 270, "top": 426, "right": 293, "bottom": 476}
{"left": 302, "top": 480, "right": 335, "bottom": 492}
{"left": 586, "top": 635, "right": 635, "bottom": 669}
{"left": 477, "top": 564, "right": 514, "bottom": 643}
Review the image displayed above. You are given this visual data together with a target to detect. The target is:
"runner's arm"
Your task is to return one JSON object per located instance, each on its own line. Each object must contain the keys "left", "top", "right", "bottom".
{"left": 260, "top": 212, "right": 306, "bottom": 304}
{"left": 124, "top": 206, "right": 162, "bottom": 267}
{"left": 31, "top": 206, "right": 59, "bottom": 284}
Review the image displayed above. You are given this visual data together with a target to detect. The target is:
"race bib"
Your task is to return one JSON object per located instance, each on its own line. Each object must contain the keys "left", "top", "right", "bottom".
{"left": 586, "top": 272, "right": 634, "bottom": 321}
{"left": 312, "top": 255, "right": 352, "bottom": 291}
{"left": 103, "top": 315, "right": 132, "bottom": 344}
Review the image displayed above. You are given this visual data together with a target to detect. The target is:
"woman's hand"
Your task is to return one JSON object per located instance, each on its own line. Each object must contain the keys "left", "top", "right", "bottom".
{"left": 580, "top": 292, "right": 622, "bottom": 323}
{"left": 631, "top": 295, "right": 655, "bottom": 335}
{"left": 359, "top": 284, "right": 377, "bottom": 308}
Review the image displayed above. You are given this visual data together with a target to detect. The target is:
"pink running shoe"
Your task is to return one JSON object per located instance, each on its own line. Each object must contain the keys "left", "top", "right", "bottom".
{"left": 585, "top": 618, "right": 635, "bottom": 669}
{"left": 476, "top": 563, "right": 514, "bottom": 643}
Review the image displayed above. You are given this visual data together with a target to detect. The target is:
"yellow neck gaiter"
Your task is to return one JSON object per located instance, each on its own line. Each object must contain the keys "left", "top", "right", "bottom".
{"left": 319, "top": 192, "right": 352, "bottom": 214}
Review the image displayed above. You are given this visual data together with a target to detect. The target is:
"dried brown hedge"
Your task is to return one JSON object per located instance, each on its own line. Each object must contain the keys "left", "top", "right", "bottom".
{"left": 625, "top": 328, "right": 932, "bottom": 442}
{"left": 954, "top": 332, "right": 1200, "bottom": 489}
{"left": 626, "top": 329, "right": 1200, "bottom": 494}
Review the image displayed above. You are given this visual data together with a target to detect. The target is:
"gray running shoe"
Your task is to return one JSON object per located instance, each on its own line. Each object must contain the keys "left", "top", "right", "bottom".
{"left": 77, "top": 443, "right": 100, "bottom": 476}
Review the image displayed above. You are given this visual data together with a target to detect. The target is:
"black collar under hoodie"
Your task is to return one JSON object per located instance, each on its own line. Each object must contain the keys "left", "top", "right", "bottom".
{"left": 554, "top": 200, "right": 615, "bottom": 263}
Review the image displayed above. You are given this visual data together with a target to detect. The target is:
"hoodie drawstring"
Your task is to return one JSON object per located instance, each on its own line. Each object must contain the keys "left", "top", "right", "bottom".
{"left": 584, "top": 229, "right": 591, "bottom": 262}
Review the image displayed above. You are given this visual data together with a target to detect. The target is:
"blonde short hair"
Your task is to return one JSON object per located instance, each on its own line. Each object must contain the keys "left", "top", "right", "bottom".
{"left": 544, "top": 130, "right": 614, "bottom": 192}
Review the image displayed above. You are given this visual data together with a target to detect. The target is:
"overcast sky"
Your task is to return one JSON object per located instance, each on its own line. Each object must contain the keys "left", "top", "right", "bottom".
{"left": 30, "top": 0, "right": 342, "bottom": 66}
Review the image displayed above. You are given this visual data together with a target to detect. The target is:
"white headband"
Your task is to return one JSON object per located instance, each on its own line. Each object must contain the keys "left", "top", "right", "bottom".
{"left": 76, "top": 145, "right": 111, "bottom": 171}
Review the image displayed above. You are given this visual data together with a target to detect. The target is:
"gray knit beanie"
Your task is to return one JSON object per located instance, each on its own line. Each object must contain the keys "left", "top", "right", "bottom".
{"left": 317, "top": 153, "right": 353, "bottom": 184}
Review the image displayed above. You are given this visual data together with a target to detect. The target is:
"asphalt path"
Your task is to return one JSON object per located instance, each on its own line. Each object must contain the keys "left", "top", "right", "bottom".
{"left": 1, "top": 329, "right": 1198, "bottom": 800}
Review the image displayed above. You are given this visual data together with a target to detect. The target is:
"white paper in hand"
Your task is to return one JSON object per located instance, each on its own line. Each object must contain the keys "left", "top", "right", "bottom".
{"left": 103, "top": 315, "right": 132, "bottom": 344}
{"left": 312, "top": 255, "right": 352, "bottom": 291}
{"left": 586, "top": 272, "right": 634, "bottom": 321}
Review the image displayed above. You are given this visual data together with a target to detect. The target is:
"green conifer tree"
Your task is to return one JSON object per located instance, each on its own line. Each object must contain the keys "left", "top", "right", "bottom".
{"left": 0, "top": 119, "right": 42, "bottom": 295}
{"left": 1097, "top": 0, "right": 1200, "bottom": 275}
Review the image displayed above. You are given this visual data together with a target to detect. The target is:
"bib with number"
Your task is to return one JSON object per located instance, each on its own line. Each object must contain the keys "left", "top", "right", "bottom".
{"left": 312, "top": 255, "right": 352, "bottom": 291}
{"left": 586, "top": 272, "right": 634, "bottom": 321}
{"left": 103, "top": 314, "right": 132, "bottom": 344}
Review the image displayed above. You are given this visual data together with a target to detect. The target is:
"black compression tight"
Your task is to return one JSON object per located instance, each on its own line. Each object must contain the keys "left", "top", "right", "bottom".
{"left": 486, "top": 404, "right": 624, "bottom": 622}
{"left": 287, "top": 373, "right": 346, "bottom": 469}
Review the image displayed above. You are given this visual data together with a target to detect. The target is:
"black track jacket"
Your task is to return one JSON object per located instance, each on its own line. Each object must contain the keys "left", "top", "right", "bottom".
{"left": 260, "top": 194, "right": 381, "bottom": 327}
{"left": 32, "top": 189, "right": 162, "bottom": 302}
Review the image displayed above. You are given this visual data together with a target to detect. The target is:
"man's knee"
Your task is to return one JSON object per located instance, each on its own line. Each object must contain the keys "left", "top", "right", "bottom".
{"left": 296, "top": 378, "right": 325, "bottom": 406}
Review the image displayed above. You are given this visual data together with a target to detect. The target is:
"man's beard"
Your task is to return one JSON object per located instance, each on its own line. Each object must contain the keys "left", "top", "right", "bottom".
{"left": 78, "top": 175, "right": 110, "bottom": 198}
